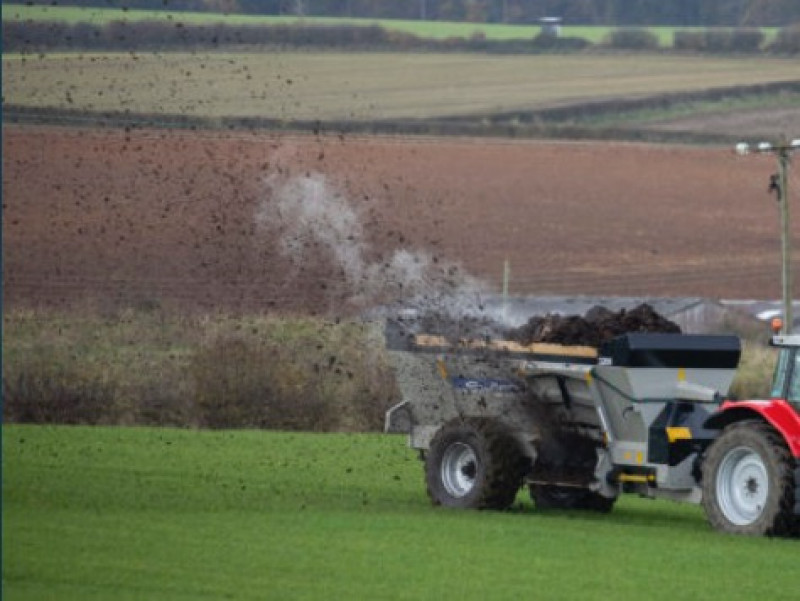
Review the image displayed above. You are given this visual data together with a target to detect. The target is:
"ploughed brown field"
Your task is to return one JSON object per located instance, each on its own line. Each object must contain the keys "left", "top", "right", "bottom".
{"left": 3, "top": 124, "right": 798, "bottom": 314}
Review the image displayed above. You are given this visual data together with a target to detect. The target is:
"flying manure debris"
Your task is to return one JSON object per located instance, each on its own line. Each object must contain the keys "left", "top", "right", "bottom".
{"left": 255, "top": 172, "right": 490, "bottom": 317}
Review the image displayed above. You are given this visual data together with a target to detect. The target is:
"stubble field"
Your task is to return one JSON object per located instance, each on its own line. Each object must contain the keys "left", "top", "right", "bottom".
{"left": 4, "top": 52, "right": 799, "bottom": 121}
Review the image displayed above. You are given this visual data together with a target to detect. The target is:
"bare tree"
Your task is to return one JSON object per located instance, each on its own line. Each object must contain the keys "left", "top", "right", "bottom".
{"left": 202, "top": 0, "right": 241, "bottom": 13}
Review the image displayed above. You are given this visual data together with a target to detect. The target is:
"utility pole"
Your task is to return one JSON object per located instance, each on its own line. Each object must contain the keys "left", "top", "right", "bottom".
{"left": 778, "top": 148, "right": 792, "bottom": 334}
{"left": 736, "top": 139, "right": 799, "bottom": 334}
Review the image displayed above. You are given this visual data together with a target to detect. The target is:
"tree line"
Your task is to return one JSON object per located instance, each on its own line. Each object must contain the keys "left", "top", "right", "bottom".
{"left": 5, "top": 17, "right": 799, "bottom": 54}
{"left": 10, "top": 0, "right": 800, "bottom": 27}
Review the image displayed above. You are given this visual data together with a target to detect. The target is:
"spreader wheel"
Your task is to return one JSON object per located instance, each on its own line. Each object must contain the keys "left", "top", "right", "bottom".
{"left": 425, "top": 418, "right": 526, "bottom": 510}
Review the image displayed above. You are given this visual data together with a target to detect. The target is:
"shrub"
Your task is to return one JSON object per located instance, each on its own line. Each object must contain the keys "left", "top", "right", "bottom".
{"left": 2, "top": 309, "right": 195, "bottom": 426}
{"left": 769, "top": 24, "right": 800, "bottom": 54}
{"left": 703, "top": 29, "right": 765, "bottom": 53}
{"left": 384, "top": 29, "right": 421, "bottom": 49}
{"left": 673, "top": 31, "right": 700, "bottom": 51}
{"left": 2, "top": 20, "right": 74, "bottom": 51}
{"left": 2, "top": 347, "right": 120, "bottom": 425}
{"left": 530, "top": 33, "right": 590, "bottom": 51}
{"left": 2, "top": 19, "right": 395, "bottom": 51}
{"left": 189, "top": 320, "right": 399, "bottom": 431}
{"left": 730, "top": 28, "right": 765, "bottom": 52}
{"left": 191, "top": 337, "right": 326, "bottom": 430}
{"left": 673, "top": 31, "right": 706, "bottom": 51}
{"left": 2, "top": 308, "right": 398, "bottom": 432}
{"left": 703, "top": 29, "right": 735, "bottom": 52}
{"left": 674, "top": 28, "right": 765, "bottom": 53}
{"left": 604, "top": 28, "right": 660, "bottom": 50}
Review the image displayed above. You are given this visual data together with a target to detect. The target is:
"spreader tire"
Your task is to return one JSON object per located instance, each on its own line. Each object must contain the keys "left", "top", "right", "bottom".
{"left": 531, "top": 485, "right": 616, "bottom": 514}
{"left": 425, "top": 418, "right": 525, "bottom": 510}
{"left": 701, "top": 421, "right": 798, "bottom": 537}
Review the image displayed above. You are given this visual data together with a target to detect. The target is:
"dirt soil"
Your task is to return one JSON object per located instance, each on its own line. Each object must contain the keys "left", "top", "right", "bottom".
{"left": 4, "top": 124, "right": 799, "bottom": 314}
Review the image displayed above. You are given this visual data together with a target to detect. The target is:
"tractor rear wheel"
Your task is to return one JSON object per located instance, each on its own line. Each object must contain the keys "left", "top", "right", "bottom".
{"left": 530, "top": 485, "right": 615, "bottom": 513}
{"left": 701, "top": 421, "right": 798, "bottom": 537}
{"left": 425, "top": 418, "right": 525, "bottom": 510}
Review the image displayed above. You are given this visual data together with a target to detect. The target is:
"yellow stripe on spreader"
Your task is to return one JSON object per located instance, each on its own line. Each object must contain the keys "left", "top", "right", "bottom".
{"left": 618, "top": 473, "right": 655, "bottom": 484}
{"left": 494, "top": 341, "right": 598, "bottom": 359}
{"left": 666, "top": 426, "right": 692, "bottom": 443}
{"left": 677, "top": 367, "right": 686, "bottom": 381}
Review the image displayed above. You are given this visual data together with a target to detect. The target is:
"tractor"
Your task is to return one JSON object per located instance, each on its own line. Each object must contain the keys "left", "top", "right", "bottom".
{"left": 384, "top": 318, "right": 800, "bottom": 536}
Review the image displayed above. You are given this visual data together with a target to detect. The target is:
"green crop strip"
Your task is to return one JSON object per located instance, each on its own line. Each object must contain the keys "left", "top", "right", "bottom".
{"left": 4, "top": 424, "right": 798, "bottom": 600}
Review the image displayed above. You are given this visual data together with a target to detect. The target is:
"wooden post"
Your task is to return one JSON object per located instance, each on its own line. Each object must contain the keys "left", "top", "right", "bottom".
{"left": 502, "top": 258, "right": 510, "bottom": 319}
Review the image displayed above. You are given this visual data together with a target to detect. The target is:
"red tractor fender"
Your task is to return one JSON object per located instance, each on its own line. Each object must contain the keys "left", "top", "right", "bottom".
{"left": 704, "top": 400, "right": 800, "bottom": 458}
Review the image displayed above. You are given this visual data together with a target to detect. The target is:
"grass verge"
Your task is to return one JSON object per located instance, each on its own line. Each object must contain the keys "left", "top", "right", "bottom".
{"left": 3, "top": 424, "right": 798, "bottom": 601}
{"left": 2, "top": 305, "right": 776, "bottom": 430}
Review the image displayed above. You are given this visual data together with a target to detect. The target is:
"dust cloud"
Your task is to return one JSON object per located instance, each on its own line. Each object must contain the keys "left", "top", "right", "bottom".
{"left": 255, "top": 172, "right": 497, "bottom": 321}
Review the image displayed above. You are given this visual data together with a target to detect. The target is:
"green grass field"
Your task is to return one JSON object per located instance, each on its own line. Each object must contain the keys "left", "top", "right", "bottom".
{"left": 2, "top": 3, "right": 779, "bottom": 46}
{"left": 3, "top": 51, "right": 798, "bottom": 121}
{"left": 3, "top": 424, "right": 797, "bottom": 600}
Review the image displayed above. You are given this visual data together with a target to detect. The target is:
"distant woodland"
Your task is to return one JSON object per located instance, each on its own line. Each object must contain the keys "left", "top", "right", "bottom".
{"left": 8, "top": 0, "right": 800, "bottom": 27}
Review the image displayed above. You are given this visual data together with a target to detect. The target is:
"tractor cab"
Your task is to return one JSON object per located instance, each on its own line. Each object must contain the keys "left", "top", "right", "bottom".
{"left": 770, "top": 334, "right": 800, "bottom": 411}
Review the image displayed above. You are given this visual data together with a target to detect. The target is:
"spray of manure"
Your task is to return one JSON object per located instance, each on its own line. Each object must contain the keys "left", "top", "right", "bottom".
{"left": 255, "top": 173, "right": 499, "bottom": 325}
{"left": 257, "top": 174, "right": 681, "bottom": 344}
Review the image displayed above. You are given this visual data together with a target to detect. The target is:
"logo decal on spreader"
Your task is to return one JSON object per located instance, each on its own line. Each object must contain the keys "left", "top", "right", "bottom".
{"left": 451, "top": 377, "right": 521, "bottom": 393}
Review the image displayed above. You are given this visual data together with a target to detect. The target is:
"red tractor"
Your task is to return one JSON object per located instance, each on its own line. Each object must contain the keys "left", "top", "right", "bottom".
{"left": 701, "top": 333, "right": 800, "bottom": 535}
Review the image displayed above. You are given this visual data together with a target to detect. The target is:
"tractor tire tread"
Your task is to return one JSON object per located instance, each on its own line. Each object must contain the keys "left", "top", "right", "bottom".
{"left": 426, "top": 417, "right": 526, "bottom": 510}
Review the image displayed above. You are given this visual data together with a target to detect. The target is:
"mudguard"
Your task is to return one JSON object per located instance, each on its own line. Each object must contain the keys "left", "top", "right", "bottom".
{"left": 704, "top": 400, "right": 800, "bottom": 457}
